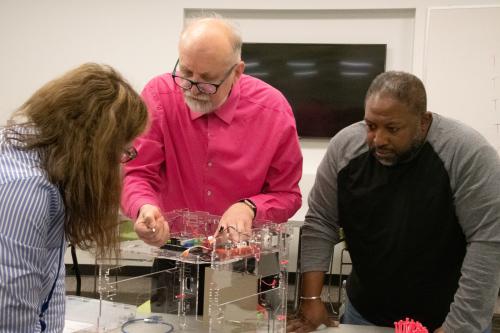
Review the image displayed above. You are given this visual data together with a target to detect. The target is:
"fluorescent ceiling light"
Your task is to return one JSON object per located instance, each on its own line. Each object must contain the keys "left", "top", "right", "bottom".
{"left": 339, "top": 61, "right": 373, "bottom": 67}
{"left": 294, "top": 70, "right": 318, "bottom": 76}
{"left": 287, "top": 61, "right": 316, "bottom": 68}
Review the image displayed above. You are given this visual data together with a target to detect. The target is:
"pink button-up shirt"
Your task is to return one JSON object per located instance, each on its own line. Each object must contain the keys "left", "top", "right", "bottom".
{"left": 121, "top": 73, "right": 302, "bottom": 223}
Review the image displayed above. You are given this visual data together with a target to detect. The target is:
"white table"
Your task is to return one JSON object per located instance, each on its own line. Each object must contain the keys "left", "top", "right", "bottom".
{"left": 318, "top": 324, "right": 392, "bottom": 332}
{"left": 65, "top": 296, "right": 393, "bottom": 332}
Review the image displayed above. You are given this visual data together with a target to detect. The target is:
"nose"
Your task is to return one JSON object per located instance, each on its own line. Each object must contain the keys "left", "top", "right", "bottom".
{"left": 372, "top": 129, "right": 389, "bottom": 147}
{"left": 190, "top": 84, "right": 201, "bottom": 95}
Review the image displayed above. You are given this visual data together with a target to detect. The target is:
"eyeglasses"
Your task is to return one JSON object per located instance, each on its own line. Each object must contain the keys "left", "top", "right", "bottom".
{"left": 171, "top": 59, "right": 237, "bottom": 95}
{"left": 120, "top": 146, "right": 138, "bottom": 164}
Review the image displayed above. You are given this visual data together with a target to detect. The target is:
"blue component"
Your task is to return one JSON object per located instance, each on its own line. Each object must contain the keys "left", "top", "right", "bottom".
{"left": 180, "top": 239, "right": 195, "bottom": 247}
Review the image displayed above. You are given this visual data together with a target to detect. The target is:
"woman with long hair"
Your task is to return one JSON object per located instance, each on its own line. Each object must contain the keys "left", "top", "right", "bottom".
{"left": 0, "top": 63, "right": 148, "bottom": 332}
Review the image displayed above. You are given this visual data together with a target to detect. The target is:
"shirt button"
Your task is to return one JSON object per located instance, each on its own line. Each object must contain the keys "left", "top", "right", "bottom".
{"left": 207, "top": 161, "right": 213, "bottom": 167}
{"left": 207, "top": 190, "right": 212, "bottom": 196}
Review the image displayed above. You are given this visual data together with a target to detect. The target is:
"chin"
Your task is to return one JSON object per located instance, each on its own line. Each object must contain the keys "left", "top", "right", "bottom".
{"left": 373, "top": 151, "right": 398, "bottom": 166}
{"left": 375, "top": 156, "right": 396, "bottom": 166}
{"left": 373, "top": 152, "right": 397, "bottom": 166}
{"left": 376, "top": 158, "right": 396, "bottom": 166}
{"left": 184, "top": 97, "right": 214, "bottom": 114}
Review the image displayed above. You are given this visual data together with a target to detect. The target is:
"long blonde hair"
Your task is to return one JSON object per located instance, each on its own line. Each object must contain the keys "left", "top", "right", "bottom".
{"left": 5, "top": 63, "right": 148, "bottom": 257}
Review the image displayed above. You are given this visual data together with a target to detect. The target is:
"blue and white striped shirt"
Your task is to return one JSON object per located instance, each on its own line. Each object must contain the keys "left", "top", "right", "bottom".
{"left": 0, "top": 129, "right": 66, "bottom": 333}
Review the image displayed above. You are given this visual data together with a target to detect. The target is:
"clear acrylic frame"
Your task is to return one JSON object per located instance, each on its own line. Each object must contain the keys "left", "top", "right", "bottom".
{"left": 90, "top": 209, "right": 290, "bottom": 332}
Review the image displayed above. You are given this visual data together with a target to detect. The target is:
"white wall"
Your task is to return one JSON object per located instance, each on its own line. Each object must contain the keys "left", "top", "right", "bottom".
{"left": 0, "top": 0, "right": 184, "bottom": 124}
{"left": 2, "top": 0, "right": 500, "bottom": 272}
{"left": 424, "top": 6, "right": 500, "bottom": 153}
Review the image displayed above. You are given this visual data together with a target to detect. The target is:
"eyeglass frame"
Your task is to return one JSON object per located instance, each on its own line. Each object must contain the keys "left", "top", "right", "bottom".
{"left": 171, "top": 59, "right": 238, "bottom": 95}
{"left": 121, "top": 146, "right": 138, "bottom": 164}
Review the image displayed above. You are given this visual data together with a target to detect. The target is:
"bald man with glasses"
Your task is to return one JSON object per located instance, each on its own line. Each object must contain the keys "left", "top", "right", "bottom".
{"left": 121, "top": 15, "right": 302, "bottom": 247}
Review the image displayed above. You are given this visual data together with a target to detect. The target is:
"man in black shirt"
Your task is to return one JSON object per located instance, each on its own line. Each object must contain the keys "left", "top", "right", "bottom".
{"left": 288, "top": 72, "right": 500, "bottom": 333}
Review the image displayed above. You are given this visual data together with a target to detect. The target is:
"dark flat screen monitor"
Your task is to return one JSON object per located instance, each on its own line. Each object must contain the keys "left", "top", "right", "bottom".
{"left": 242, "top": 43, "right": 387, "bottom": 138}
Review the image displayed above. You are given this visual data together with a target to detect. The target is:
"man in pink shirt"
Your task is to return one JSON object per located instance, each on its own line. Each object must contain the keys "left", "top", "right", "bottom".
{"left": 121, "top": 16, "right": 303, "bottom": 247}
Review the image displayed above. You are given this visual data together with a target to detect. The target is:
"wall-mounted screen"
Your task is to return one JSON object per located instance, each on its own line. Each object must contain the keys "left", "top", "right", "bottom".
{"left": 242, "top": 43, "right": 387, "bottom": 138}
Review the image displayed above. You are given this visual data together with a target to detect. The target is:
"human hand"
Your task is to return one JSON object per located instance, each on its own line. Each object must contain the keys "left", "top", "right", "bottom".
{"left": 214, "top": 202, "right": 254, "bottom": 241}
{"left": 286, "top": 300, "right": 339, "bottom": 332}
{"left": 134, "top": 204, "right": 170, "bottom": 247}
{"left": 433, "top": 327, "right": 445, "bottom": 333}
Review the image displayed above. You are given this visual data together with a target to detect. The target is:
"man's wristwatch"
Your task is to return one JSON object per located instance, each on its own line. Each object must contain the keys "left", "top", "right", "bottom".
{"left": 239, "top": 199, "right": 257, "bottom": 218}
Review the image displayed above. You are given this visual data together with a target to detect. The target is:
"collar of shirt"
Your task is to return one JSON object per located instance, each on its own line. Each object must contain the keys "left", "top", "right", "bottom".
{"left": 189, "top": 80, "right": 241, "bottom": 125}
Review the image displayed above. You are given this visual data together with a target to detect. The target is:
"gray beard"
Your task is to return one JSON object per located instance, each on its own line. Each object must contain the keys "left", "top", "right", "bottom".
{"left": 183, "top": 86, "right": 231, "bottom": 114}
{"left": 184, "top": 95, "right": 214, "bottom": 114}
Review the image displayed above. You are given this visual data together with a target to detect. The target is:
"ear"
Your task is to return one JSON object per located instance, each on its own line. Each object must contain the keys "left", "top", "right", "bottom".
{"left": 420, "top": 111, "right": 433, "bottom": 132}
{"left": 233, "top": 61, "right": 245, "bottom": 81}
